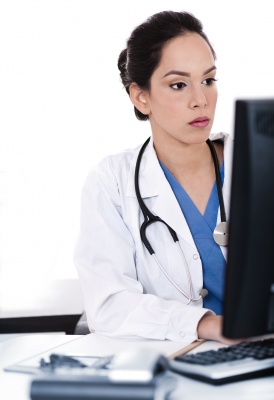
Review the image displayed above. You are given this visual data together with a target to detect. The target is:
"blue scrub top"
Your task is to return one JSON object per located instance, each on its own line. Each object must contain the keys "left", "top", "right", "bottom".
{"left": 160, "top": 158, "right": 226, "bottom": 315}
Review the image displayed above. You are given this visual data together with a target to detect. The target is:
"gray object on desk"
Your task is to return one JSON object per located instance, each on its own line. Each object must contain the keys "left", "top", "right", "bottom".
{"left": 30, "top": 348, "right": 175, "bottom": 400}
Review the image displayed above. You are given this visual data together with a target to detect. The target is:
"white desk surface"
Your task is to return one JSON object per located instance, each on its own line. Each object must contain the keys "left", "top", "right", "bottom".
{"left": 0, "top": 334, "right": 274, "bottom": 400}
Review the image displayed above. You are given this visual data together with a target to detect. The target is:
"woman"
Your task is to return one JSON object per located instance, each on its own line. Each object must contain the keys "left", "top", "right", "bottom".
{"left": 74, "top": 11, "right": 234, "bottom": 343}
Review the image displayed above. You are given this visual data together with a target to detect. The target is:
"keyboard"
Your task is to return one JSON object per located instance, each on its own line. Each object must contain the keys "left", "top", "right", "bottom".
{"left": 169, "top": 338, "right": 274, "bottom": 385}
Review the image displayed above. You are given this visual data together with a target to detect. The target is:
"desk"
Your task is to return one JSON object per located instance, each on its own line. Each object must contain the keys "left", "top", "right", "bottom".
{"left": 0, "top": 334, "right": 274, "bottom": 400}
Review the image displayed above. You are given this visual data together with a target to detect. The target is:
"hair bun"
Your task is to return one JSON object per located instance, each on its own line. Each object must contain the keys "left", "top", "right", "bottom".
{"left": 118, "top": 48, "right": 130, "bottom": 93}
{"left": 118, "top": 48, "right": 127, "bottom": 76}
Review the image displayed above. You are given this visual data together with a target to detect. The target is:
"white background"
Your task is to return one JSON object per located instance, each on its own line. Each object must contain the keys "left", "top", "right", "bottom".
{"left": 0, "top": 0, "right": 273, "bottom": 313}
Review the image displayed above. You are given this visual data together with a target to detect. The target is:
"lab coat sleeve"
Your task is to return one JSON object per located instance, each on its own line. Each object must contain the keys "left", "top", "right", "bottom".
{"left": 74, "top": 159, "right": 212, "bottom": 343}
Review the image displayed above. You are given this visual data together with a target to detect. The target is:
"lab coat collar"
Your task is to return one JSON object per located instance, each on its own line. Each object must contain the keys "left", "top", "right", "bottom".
{"left": 126, "top": 132, "right": 233, "bottom": 252}
{"left": 126, "top": 137, "right": 162, "bottom": 199}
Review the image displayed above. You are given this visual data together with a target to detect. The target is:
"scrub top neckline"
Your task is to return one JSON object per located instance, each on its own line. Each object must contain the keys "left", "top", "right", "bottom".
{"left": 159, "top": 156, "right": 226, "bottom": 315}
{"left": 159, "top": 160, "right": 225, "bottom": 221}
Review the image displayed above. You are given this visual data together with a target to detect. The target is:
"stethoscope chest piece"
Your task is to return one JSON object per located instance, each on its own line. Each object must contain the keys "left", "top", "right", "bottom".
{"left": 213, "top": 221, "right": 229, "bottom": 246}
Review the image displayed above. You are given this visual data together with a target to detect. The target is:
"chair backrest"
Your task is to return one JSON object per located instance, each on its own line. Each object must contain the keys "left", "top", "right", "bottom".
{"left": 74, "top": 312, "right": 90, "bottom": 335}
{"left": 0, "top": 314, "right": 82, "bottom": 335}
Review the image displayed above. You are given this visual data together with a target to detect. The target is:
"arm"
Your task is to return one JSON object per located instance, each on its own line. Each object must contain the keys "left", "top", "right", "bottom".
{"left": 74, "top": 159, "right": 212, "bottom": 342}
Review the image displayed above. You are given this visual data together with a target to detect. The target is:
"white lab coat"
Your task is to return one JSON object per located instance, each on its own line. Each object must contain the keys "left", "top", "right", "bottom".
{"left": 74, "top": 131, "right": 234, "bottom": 342}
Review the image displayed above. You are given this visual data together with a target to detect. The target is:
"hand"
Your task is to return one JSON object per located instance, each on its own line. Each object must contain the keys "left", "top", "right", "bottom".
{"left": 197, "top": 314, "right": 243, "bottom": 345}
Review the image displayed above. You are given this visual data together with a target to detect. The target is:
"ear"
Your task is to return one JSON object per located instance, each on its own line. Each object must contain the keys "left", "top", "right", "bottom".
{"left": 129, "top": 83, "right": 150, "bottom": 116}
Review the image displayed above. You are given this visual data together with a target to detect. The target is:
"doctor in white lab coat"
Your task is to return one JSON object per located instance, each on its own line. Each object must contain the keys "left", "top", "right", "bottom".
{"left": 74, "top": 11, "right": 234, "bottom": 343}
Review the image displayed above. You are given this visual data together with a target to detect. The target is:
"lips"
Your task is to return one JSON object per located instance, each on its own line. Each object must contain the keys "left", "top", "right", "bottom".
{"left": 189, "top": 116, "right": 210, "bottom": 128}
{"left": 189, "top": 116, "right": 209, "bottom": 123}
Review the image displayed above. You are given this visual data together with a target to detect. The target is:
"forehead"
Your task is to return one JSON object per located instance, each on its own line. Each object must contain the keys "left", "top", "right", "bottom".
{"left": 155, "top": 33, "right": 215, "bottom": 76}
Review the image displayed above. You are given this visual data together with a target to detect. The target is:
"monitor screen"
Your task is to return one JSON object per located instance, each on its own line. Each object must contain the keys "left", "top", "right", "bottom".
{"left": 223, "top": 99, "right": 274, "bottom": 339}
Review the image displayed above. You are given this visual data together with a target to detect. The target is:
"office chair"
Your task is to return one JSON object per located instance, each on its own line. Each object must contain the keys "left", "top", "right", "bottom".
{"left": 0, "top": 314, "right": 82, "bottom": 335}
{"left": 0, "top": 279, "right": 84, "bottom": 335}
{"left": 74, "top": 312, "right": 90, "bottom": 335}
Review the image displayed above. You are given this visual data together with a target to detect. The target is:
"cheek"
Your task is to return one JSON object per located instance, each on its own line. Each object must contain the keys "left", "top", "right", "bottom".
{"left": 151, "top": 89, "right": 186, "bottom": 119}
{"left": 209, "top": 87, "right": 218, "bottom": 107}
{"left": 149, "top": 95, "right": 188, "bottom": 137}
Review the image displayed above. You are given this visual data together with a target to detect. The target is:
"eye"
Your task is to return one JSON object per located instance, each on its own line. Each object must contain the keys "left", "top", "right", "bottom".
{"left": 202, "top": 77, "right": 218, "bottom": 86}
{"left": 169, "top": 82, "right": 186, "bottom": 91}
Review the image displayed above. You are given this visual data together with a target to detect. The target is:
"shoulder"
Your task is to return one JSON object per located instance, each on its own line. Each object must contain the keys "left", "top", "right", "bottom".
{"left": 83, "top": 145, "right": 141, "bottom": 196}
{"left": 210, "top": 132, "right": 233, "bottom": 167}
{"left": 209, "top": 131, "right": 232, "bottom": 142}
{"left": 97, "top": 147, "right": 137, "bottom": 176}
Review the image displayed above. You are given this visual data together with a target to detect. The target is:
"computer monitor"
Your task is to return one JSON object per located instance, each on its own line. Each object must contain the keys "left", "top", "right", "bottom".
{"left": 223, "top": 99, "right": 274, "bottom": 339}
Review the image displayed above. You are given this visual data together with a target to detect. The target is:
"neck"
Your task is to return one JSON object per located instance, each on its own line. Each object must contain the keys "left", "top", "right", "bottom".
{"left": 153, "top": 133, "right": 212, "bottom": 176}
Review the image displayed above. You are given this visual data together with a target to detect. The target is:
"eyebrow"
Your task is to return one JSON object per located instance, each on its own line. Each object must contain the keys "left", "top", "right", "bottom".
{"left": 163, "top": 65, "right": 216, "bottom": 78}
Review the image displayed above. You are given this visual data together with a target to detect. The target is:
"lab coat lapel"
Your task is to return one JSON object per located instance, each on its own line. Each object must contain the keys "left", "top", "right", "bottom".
{"left": 126, "top": 138, "right": 197, "bottom": 250}
{"left": 126, "top": 138, "right": 161, "bottom": 198}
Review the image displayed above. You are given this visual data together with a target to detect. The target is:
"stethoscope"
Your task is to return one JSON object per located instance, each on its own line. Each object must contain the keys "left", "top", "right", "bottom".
{"left": 134, "top": 137, "right": 229, "bottom": 304}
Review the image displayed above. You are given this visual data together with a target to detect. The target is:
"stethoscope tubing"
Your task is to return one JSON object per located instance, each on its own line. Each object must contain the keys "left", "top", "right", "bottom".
{"left": 206, "top": 139, "right": 227, "bottom": 222}
{"left": 134, "top": 137, "right": 226, "bottom": 303}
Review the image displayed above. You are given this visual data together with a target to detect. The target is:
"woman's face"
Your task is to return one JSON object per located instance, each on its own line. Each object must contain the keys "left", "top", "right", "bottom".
{"left": 146, "top": 33, "right": 218, "bottom": 145}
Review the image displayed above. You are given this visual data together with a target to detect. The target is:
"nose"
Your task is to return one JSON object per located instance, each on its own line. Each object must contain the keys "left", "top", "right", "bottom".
{"left": 189, "top": 85, "right": 207, "bottom": 109}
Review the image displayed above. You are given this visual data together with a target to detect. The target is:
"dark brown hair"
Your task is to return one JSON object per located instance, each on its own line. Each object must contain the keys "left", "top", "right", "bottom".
{"left": 118, "top": 11, "right": 216, "bottom": 121}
